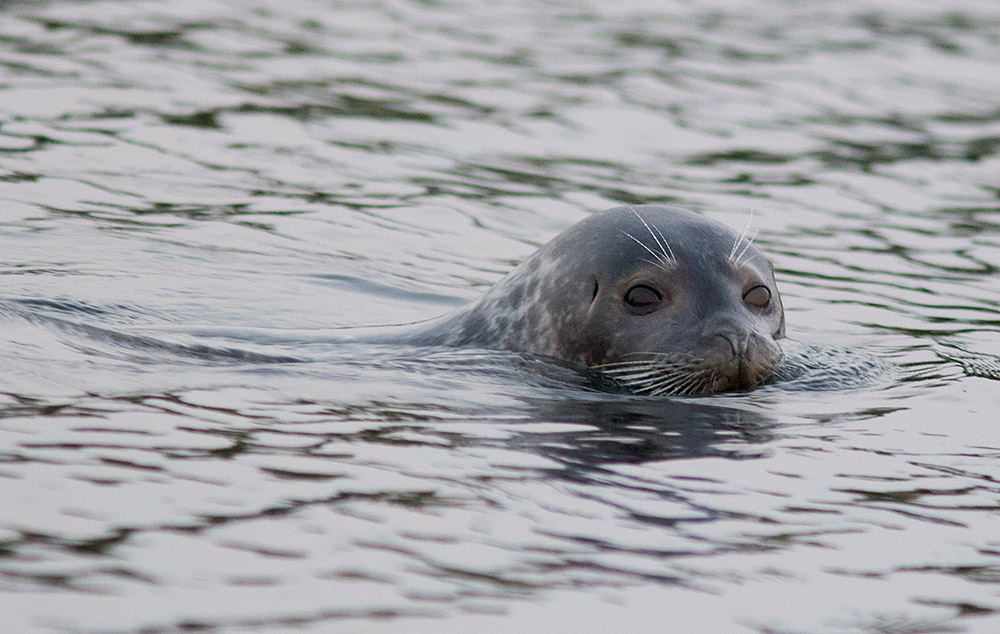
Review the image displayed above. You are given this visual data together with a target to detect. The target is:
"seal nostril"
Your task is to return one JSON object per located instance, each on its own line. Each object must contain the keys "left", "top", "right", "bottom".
{"left": 715, "top": 331, "right": 740, "bottom": 357}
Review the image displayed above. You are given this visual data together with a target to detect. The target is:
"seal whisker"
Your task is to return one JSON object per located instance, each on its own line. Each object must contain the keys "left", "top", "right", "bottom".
{"left": 620, "top": 230, "right": 671, "bottom": 271}
{"left": 595, "top": 355, "right": 702, "bottom": 388}
{"left": 601, "top": 363, "right": 688, "bottom": 380}
{"left": 602, "top": 365, "right": 663, "bottom": 379}
{"left": 633, "top": 374, "right": 674, "bottom": 394}
{"left": 597, "top": 358, "right": 700, "bottom": 393}
{"left": 660, "top": 376, "right": 694, "bottom": 394}
{"left": 652, "top": 374, "right": 692, "bottom": 396}
{"left": 627, "top": 206, "right": 676, "bottom": 265}
{"left": 649, "top": 221, "right": 676, "bottom": 265}
{"left": 604, "top": 371, "right": 671, "bottom": 386}
{"left": 694, "top": 373, "right": 716, "bottom": 395}
{"left": 592, "top": 358, "right": 662, "bottom": 369}
{"left": 729, "top": 210, "right": 755, "bottom": 263}
{"left": 640, "top": 258, "right": 667, "bottom": 271}
{"left": 733, "top": 228, "right": 759, "bottom": 267}
{"left": 618, "top": 372, "right": 683, "bottom": 388}
{"left": 678, "top": 366, "right": 718, "bottom": 395}
{"left": 631, "top": 367, "right": 700, "bottom": 392}
{"left": 690, "top": 374, "right": 715, "bottom": 395}
{"left": 594, "top": 363, "right": 645, "bottom": 371}
{"left": 646, "top": 382, "right": 670, "bottom": 396}
{"left": 670, "top": 374, "right": 701, "bottom": 396}
{"left": 612, "top": 351, "right": 700, "bottom": 362}
{"left": 706, "top": 370, "right": 720, "bottom": 392}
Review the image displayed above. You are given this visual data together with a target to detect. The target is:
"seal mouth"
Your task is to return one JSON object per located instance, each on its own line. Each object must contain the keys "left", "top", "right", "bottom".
{"left": 734, "top": 360, "right": 757, "bottom": 391}
{"left": 594, "top": 352, "right": 723, "bottom": 396}
{"left": 714, "top": 329, "right": 783, "bottom": 393}
{"left": 725, "top": 358, "right": 777, "bottom": 392}
{"left": 594, "top": 338, "right": 783, "bottom": 396}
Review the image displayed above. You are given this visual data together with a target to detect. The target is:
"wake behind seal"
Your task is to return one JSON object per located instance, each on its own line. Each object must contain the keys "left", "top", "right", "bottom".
{"left": 381, "top": 204, "right": 786, "bottom": 396}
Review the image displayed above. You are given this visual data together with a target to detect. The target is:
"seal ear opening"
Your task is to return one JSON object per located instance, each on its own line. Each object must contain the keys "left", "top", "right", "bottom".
{"left": 591, "top": 278, "right": 599, "bottom": 304}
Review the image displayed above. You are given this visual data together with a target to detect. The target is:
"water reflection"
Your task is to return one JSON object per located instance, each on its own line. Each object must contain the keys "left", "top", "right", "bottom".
{"left": 520, "top": 396, "right": 776, "bottom": 468}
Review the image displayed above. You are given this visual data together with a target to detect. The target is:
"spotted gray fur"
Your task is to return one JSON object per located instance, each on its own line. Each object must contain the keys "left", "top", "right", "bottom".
{"left": 372, "top": 204, "right": 786, "bottom": 396}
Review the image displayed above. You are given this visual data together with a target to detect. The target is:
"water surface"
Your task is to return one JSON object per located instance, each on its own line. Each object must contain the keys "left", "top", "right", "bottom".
{"left": 2, "top": 1, "right": 1000, "bottom": 632}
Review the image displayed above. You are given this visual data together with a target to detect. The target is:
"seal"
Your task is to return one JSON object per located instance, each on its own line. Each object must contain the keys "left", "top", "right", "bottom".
{"left": 393, "top": 204, "right": 785, "bottom": 396}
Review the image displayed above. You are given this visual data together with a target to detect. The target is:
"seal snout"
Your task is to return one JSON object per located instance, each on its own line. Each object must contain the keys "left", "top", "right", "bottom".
{"left": 713, "top": 329, "right": 741, "bottom": 357}
{"left": 708, "top": 326, "right": 783, "bottom": 392}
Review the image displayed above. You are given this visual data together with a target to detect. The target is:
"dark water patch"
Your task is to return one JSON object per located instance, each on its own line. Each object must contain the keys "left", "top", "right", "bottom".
{"left": 516, "top": 396, "right": 779, "bottom": 468}
{"left": 686, "top": 129, "right": 1000, "bottom": 172}
{"left": 685, "top": 149, "right": 795, "bottom": 166}
{"left": 214, "top": 97, "right": 439, "bottom": 124}
{"left": 29, "top": 16, "right": 209, "bottom": 49}
{"left": 0, "top": 170, "right": 41, "bottom": 183}
{"left": 161, "top": 111, "right": 222, "bottom": 130}
{"left": 0, "top": 132, "right": 55, "bottom": 153}
{"left": 935, "top": 343, "right": 1000, "bottom": 381}
{"left": 4, "top": 298, "right": 126, "bottom": 319}
{"left": 934, "top": 206, "right": 1000, "bottom": 234}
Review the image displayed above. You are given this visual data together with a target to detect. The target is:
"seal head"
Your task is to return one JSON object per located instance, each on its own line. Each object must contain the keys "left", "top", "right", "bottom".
{"left": 407, "top": 205, "right": 785, "bottom": 396}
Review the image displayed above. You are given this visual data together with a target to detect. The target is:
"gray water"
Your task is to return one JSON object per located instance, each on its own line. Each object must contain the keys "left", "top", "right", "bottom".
{"left": 2, "top": 0, "right": 1000, "bottom": 632}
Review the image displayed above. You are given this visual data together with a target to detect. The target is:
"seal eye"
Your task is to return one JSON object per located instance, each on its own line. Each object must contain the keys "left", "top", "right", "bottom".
{"left": 743, "top": 285, "right": 771, "bottom": 309}
{"left": 624, "top": 284, "right": 662, "bottom": 315}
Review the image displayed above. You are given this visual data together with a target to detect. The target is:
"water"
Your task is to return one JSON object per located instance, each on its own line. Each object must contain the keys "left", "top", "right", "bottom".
{"left": 2, "top": 0, "right": 1000, "bottom": 632}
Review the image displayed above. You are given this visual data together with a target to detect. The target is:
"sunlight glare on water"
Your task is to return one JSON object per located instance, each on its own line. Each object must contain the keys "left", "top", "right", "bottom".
{"left": 2, "top": 0, "right": 1000, "bottom": 633}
